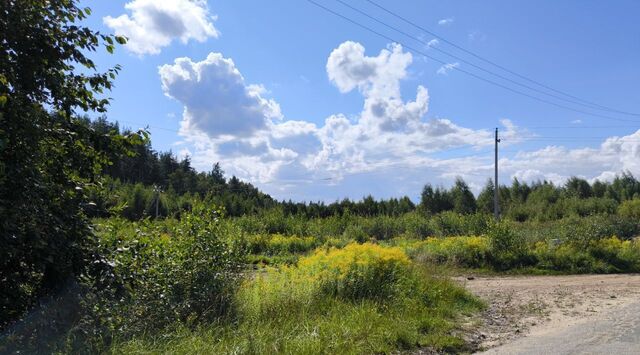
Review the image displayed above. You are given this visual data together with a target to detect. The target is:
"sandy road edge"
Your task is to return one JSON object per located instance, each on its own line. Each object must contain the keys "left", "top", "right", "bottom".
{"left": 453, "top": 274, "right": 640, "bottom": 352}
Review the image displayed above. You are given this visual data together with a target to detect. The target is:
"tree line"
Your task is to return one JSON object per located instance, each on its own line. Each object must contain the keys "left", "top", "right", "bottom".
{"left": 89, "top": 116, "right": 640, "bottom": 222}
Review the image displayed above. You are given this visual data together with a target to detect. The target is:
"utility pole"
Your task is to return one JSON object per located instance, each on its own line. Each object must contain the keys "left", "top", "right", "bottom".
{"left": 494, "top": 128, "right": 501, "bottom": 220}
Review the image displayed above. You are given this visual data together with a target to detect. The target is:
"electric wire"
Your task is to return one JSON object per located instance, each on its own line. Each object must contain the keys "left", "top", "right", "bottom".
{"left": 363, "top": 0, "right": 640, "bottom": 117}
{"left": 334, "top": 0, "right": 631, "bottom": 116}
{"left": 305, "top": 0, "right": 640, "bottom": 123}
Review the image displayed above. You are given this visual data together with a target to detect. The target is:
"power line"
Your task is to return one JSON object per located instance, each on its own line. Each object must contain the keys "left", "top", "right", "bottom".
{"left": 305, "top": 0, "right": 640, "bottom": 123}
{"left": 520, "top": 134, "right": 640, "bottom": 139}
{"left": 333, "top": 0, "right": 632, "bottom": 116}
{"left": 363, "top": 0, "right": 640, "bottom": 117}
{"left": 526, "top": 125, "right": 640, "bottom": 129}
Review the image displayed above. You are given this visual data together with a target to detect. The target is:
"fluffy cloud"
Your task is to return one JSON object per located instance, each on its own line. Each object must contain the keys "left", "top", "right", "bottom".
{"left": 104, "top": 0, "right": 218, "bottom": 55}
{"left": 159, "top": 52, "right": 320, "bottom": 183}
{"left": 326, "top": 42, "right": 427, "bottom": 132}
{"left": 159, "top": 41, "right": 640, "bottom": 200}
{"left": 504, "top": 131, "right": 640, "bottom": 185}
{"left": 160, "top": 43, "right": 518, "bottom": 195}
{"left": 159, "top": 53, "right": 282, "bottom": 138}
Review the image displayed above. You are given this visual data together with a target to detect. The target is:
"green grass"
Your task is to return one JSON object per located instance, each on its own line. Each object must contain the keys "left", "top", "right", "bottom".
{"left": 116, "top": 297, "right": 476, "bottom": 354}
{"left": 112, "top": 244, "right": 484, "bottom": 354}
{"left": 98, "top": 214, "right": 640, "bottom": 354}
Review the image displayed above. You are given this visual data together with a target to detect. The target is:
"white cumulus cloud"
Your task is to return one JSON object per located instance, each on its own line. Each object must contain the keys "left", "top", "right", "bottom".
{"left": 104, "top": 0, "right": 219, "bottom": 55}
{"left": 154, "top": 42, "right": 640, "bottom": 201}
{"left": 159, "top": 53, "right": 282, "bottom": 138}
{"left": 502, "top": 130, "right": 640, "bottom": 186}
{"left": 157, "top": 43, "right": 521, "bottom": 195}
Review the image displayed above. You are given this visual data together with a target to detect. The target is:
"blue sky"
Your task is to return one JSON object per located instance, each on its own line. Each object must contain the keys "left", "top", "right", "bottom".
{"left": 82, "top": 0, "right": 640, "bottom": 202}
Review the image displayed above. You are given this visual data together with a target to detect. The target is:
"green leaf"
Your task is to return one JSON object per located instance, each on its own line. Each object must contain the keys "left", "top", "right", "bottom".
{"left": 115, "top": 36, "right": 128, "bottom": 45}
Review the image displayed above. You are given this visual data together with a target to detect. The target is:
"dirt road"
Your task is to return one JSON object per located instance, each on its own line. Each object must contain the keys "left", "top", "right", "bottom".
{"left": 456, "top": 274, "right": 640, "bottom": 354}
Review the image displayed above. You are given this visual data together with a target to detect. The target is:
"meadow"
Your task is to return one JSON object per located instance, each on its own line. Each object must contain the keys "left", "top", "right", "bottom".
{"left": 6, "top": 205, "right": 640, "bottom": 354}
{"left": 110, "top": 209, "right": 639, "bottom": 354}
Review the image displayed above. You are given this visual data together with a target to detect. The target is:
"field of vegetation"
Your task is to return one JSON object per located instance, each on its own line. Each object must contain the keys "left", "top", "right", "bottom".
{"left": 3, "top": 2, "right": 640, "bottom": 354}
{"left": 5, "top": 201, "right": 640, "bottom": 353}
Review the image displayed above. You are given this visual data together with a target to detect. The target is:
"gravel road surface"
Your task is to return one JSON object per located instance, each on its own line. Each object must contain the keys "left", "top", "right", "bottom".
{"left": 456, "top": 274, "right": 640, "bottom": 354}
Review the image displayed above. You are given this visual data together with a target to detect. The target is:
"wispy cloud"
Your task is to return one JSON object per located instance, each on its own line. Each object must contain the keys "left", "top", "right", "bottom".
{"left": 427, "top": 39, "right": 439, "bottom": 48}
{"left": 437, "top": 62, "right": 460, "bottom": 75}
{"left": 468, "top": 30, "right": 487, "bottom": 42}
{"left": 571, "top": 119, "right": 583, "bottom": 124}
{"left": 438, "top": 18, "right": 454, "bottom": 26}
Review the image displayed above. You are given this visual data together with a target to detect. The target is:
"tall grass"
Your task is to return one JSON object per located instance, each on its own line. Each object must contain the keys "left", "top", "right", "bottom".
{"left": 396, "top": 233, "right": 640, "bottom": 274}
{"left": 114, "top": 243, "right": 484, "bottom": 354}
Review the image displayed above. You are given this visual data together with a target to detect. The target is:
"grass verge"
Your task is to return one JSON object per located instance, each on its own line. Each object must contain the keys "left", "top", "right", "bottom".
{"left": 113, "top": 243, "right": 483, "bottom": 354}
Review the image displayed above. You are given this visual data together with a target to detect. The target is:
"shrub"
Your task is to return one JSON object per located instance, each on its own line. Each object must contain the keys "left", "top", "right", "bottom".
{"left": 95, "top": 204, "right": 244, "bottom": 337}
{"left": 558, "top": 215, "right": 640, "bottom": 248}
{"left": 532, "top": 237, "right": 640, "bottom": 273}
{"left": 430, "top": 212, "right": 466, "bottom": 236}
{"left": 618, "top": 199, "right": 640, "bottom": 219}
{"left": 298, "top": 243, "right": 411, "bottom": 301}
{"left": 589, "top": 237, "right": 640, "bottom": 272}
{"left": 533, "top": 242, "right": 601, "bottom": 273}
{"left": 245, "top": 234, "right": 321, "bottom": 256}
{"left": 407, "top": 236, "right": 490, "bottom": 268}
{"left": 398, "top": 212, "right": 433, "bottom": 239}
{"left": 342, "top": 223, "right": 370, "bottom": 243}
{"left": 487, "top": 221, "right": 535, "bottom": 270}
{"left": 268, "top": 234, "right": 318, "bottom": 254}
{"left": 430, "top": 212, "right": 490, "bottom": 237}
{"left": 307, "top": 214, "right": 349, "bottom": 238}
{"left": 361, "top": 215, "right": 402, "bottom": 240}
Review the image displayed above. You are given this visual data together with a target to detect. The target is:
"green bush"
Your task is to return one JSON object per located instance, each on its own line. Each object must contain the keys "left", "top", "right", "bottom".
{"left": 487, "top": 221, "right": 535, "bottom": 270}
{"left": 246, "top": 234, "right": 320, "bottom": 255}
{"left": 398, "top": 232, "right": 640, "bottom": 274}
{"left": 532, "top": 237, "right": 640, "bottom": 273}
{"left": 618, "top": 198, "right": 640, "bottom": 219}
{"left": 361, "top": 215, "right": 402, "bottom": 240}
{"left": 342, "top": 223, "right": 370, "bottom": 243}
{"left": 403, "top": 236, "right": 490, "bottom": 268}
{"left": 398, "top": 212, "right": 433, "bottom": 239}
{"left": 589, "top": 237, "right": 640, "bottom": 272}
{"left": 307, "top": 214, "right": 349, "bottom": 238}
{"left": 95, "top": 205, "right": 244, "bottom": 337}
{"left": 268, "top": 234, "right": 317, "bottom": 254}
{"left": 430, "top": 212, "right": 490, "bottom": 237}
